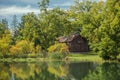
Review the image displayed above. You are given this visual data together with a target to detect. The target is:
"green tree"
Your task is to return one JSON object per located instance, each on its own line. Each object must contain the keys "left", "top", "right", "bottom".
{"left": 0, "top": 20, "right": 11, "bottom": 56}
{"left": 18, "top": 7, "right": 72, "bottom": 50}
{"left": 19, "top": 13, "right": 41, "bottom": 47}
{"left": 79, "top": 0, "right": 120, "bottom": 60}
{"left": 38, "top": 8, "right": 72, "bottom": 50}
{"left": 69, "top": 0, "right": 94, "bottom": 32}
{"left": 96, "top": 0, "right": 120, "bottom": 60}
{"left": 38, "top": 0, "right": 49, "bottom": 12}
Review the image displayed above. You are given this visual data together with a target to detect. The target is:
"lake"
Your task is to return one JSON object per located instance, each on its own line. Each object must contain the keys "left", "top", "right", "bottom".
{"left": 0, "top": 61, "right": 120, "bottom": 80}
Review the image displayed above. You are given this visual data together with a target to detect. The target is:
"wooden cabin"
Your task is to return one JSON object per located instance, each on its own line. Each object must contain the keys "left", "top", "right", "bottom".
{"left": 57, "top": 33, "right": 89, "bottom": 52}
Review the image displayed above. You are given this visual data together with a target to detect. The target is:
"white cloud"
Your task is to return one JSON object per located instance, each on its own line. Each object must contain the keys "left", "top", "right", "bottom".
{"left": 0, "top": 5, "right": 40, "bottom": 16}
{"left": 53, "top": 2, "right": 73, "bottom": 7}
{"left": 61, "top": 2, "right": 74, "bottom": 6}
{"left": 100, "top": 0, "right": 106, "bottom": 2}
{"left": 99, "top": 0, "right": 105, "bottom": 1}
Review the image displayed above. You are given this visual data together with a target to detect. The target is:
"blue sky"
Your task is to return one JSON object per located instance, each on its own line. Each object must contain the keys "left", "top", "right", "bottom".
{"left": 0, "top": 0, "right": 105, "bottom": 26}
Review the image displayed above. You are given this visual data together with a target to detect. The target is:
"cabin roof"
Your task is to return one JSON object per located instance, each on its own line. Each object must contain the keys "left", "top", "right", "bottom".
{"left": 57, "top": 33, "right": 81, "bottom": 43}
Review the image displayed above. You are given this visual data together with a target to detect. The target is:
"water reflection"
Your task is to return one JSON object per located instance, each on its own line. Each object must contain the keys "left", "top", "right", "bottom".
{"left": 0, "top": 61, "right": 119, "bottom": 80}
{"left": 82, "top": 62, "right": 120, "bottom": 80}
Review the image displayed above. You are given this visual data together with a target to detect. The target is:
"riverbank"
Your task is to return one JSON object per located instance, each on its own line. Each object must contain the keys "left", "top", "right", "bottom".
{"left": 68, "top": 53, "right": 102, "bottom": 62}
{"left": 0, "top": 53, "right": 102, "bottom": 62}
{"left": 0, "top": 53, "right": 119, "bottom": 63}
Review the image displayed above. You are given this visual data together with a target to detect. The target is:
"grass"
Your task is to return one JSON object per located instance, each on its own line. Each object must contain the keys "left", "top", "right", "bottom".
{"left": 67, "top": 52, "right": 103, "bottom": 62}
{"left": 0, "top": 58, "right": 45, "bottom": 62}
{"left": 0, "top": 52, "right": 104, "bottom": 62}
{"left": 0, "top": 57, "right": 65, "bottom": 62}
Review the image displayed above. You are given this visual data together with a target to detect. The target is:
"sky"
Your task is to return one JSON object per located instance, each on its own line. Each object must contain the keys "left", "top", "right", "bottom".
{"left": 0, "top": 0, "right": 105, "bottom": 26}
{"left": 0, "top": 0, "right": 74, "bottom": 25}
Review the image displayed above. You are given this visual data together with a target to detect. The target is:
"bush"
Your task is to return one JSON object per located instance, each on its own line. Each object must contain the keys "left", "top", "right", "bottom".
{"left": 0, "top": 34, "right": 11, "bottom": 56}
{"left": 35, "top": 45, "right": 42, "bottom": 54}
{"left": 48, "top": 43, "right": 69, "bottom": 54}
{"left": 47, "top": 43, "right": 69, "bottom": 59}
{"left": 10, "top": 40, "right": 34, "bottom": 55}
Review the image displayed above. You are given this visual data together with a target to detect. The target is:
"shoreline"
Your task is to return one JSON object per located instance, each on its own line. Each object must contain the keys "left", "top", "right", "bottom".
{"left": 0, "top": 53, "right": 119, "bottom": 63}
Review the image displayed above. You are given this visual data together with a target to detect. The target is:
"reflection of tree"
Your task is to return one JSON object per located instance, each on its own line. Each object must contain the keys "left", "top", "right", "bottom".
{"left": 29, "top": 62, "right": 57, "bottom": 80}
{"left": 68, "top": 62, "right": 97, "bottom": 80}
{"left": 9, "top": 61, "right": 69, "bottom": 80}
{"left": 47, "top": 61, "right": 69, "bottom": 78}
{"left": 1, "top": 62, "right": 113, "bottom": 80}
{"left": 10, "top": 63, "right": 35, "bottom": 79}
{"left": 82, "top": 62, "right": 120, "bottom": 80}
{"left": 0, "top": 63, "right": 11, "bottom": 80}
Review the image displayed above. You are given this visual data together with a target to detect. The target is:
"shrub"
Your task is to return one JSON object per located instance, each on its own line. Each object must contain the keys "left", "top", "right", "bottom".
{"left": 48, "top": 43, "right": 69, "bottom": 54}
{"left": 35, "top": 45, "right": 42, "bottom": 54}
{"left": 0, "top": 34, "right": 11, "bottom": 56}
{"left": 10, "top": 40, "right": 34, "bottom": 56}
{"left": 47, "top": 43, "right": 69, "bottom": 59}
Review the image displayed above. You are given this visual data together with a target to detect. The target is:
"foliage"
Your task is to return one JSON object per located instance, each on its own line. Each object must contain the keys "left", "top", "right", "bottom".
{"left": 48, "top": 52, "right": 66, "bottom": 59}
{"left": 9, "top": 40, "right": 35, "bottom": 55}
{"left": 0, "top": 21, "right": 11, "bottom": 56}
{"left": 48, "top": 43, "right": 69, "bottom": 54}
{"left": 11, "top": 15, "right": 19, "bottom": 44}
{"left": 38, "top": 0, "right": 49, "bottom": 12}
{"left": 1, "top": 0, "right": 120, "bottom": 60}
{"left": 35, "top": 45, "right": 42, "bottom": 54}
{"left": 96, "top": 0, "right": 120, "bottom": 60}
{"left": 19, "top": 13, "right": 41, "bottom": 47}
{"left": 0, "top": 35, "right": 11, "bottom": 56}
{"left": 47, "top": 43, "right": 69, "bottom": 59}
{"left": 77, "top": 0, "right": 120, "bottom": 60}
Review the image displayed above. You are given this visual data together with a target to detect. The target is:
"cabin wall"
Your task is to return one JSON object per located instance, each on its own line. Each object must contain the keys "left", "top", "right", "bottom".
{"left": 68, "top": 36, "right": 89, "bottom": 52}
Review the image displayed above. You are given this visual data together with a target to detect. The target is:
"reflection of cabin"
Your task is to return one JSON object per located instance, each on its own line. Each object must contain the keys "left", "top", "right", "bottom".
{"left": 57, "top": 33, "right": 89, "bottom": 52}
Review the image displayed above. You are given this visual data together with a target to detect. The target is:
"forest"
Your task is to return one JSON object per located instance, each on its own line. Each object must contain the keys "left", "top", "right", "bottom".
{"left": 0, "top": 0, "right": 120, "bottom": 60}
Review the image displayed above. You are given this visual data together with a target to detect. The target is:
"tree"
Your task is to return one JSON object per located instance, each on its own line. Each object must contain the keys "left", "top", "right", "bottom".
{"left": 38, "top": 0, "right": 49, "bottom": 12}
{"left": 19, "top": 13, "right": 41, "bottom": 47}
{"left": 11, "top": 15, "right": 19, "bottom": 44}
{"left": 95, "top": 0, "right": 120, "bottom": 60}
{"left": 38, "top": 8, "right": 73, "bottom": 50}
{"left": 2, "top": 18, "right": 8, "bottom": 29}
{"left": 79, "top": 0, "right": 120, "bottom": 60}
{"left": 0, "top": 20, "right": 11, "bottom": 56}
{"left": 11, "top": 15, "right": 18, "bottom": 32}
{"left": 18, "top": 6, "right": 73, "bottom": 51}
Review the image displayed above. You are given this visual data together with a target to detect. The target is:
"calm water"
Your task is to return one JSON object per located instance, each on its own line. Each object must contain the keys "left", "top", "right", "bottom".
{"left": 0, "top": 61, "right": 120, "bottom": 80}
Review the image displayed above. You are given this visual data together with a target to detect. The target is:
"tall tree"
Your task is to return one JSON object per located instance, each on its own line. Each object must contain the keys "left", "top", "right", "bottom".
{"left": 95, "top": 0, "right": 120, "bottom": 60}
{"left": 38, "top": 8, "right": 73, "bottom": 50}
{"left": 11, "top": 15, "right": 18, "bottom": 33}
{"left": 2, "top": 18, "right": 8, "bottom": 29}
{"left": 19, "top": 13, "right": 41, "bottom": 47}
{"left": 80, "top": 0, "right": 120, "bottom": 60}
{"left": 69, "top": 0, "right": 94, "bottom": 33}
{"left": 38, "top": 0, "right": 49, "bottom": 12}
{"left": 11, "top": 15, "right": 19, "bottom": 44}
{"left": 0, "top": 20, "right": 11, "bottom": 56}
